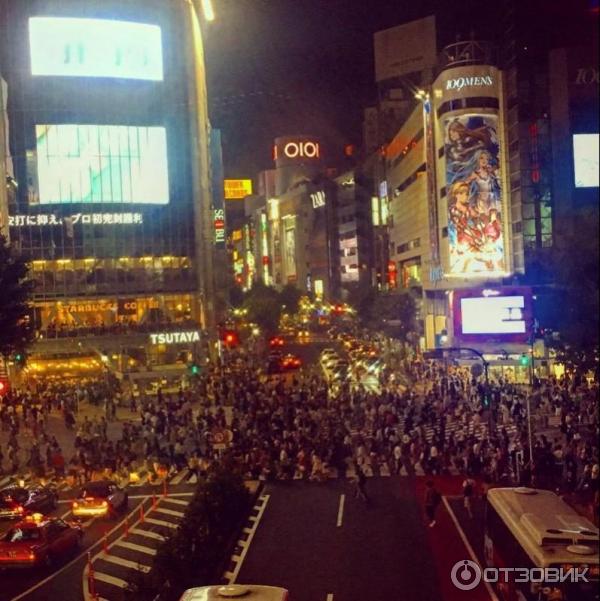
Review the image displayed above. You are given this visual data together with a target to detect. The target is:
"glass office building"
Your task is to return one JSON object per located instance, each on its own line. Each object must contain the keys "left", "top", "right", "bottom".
{"left": 0, "top": 0, "right": 204, "bottom": 368}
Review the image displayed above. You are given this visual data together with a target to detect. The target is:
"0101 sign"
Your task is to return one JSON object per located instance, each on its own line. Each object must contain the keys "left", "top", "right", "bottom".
{"left": 274, "top": 140, "right": 321, "bottom": 161}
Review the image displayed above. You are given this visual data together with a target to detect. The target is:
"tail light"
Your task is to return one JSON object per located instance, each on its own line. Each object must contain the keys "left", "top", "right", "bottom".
{"left": 17, "top": 506, "right": 24, "bottom": 514}
{"left": 101, "top": 501, "right": 108, "bottom": 507}
{"left": 28, "top": 551, "right": 36, "bottom": 561}
{"left": 72, "top": 501, "right": 79, "bottom": 508}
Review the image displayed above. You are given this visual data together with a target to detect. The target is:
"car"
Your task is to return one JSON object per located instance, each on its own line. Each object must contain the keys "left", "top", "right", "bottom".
{"left": 72, "top": 480, "right": 128, "bottom": 519}
{"left": 296, "top": 329, "right": 310, "bottom": 340}
{"left": 0, "top": 513, "right": 82, "bottom": 568}
{"left": 0, "top": 485, "right": 58, "bottom": 520}
{"left": 268, "top": 336, "right": 285, "bottom": 348}
{"left": 280, "top": 354, "right": 302, "bottom": 370}
{"left": 179, "top": 584, "right": 289, "bottom": 601}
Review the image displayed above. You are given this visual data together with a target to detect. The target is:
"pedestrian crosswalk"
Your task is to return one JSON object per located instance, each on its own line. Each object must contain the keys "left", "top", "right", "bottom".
{"left": 85, "top": 496, "right": 190, "bottom": 601}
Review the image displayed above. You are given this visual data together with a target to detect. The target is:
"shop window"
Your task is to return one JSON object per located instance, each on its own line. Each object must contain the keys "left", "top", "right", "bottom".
{"left": 400, "top": 257, "right": 422, "bottom": 288}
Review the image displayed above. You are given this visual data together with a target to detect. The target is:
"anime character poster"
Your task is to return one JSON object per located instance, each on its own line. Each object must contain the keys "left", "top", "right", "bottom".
{"left": 444, "top": 114, "right": 505, "bottom": 275}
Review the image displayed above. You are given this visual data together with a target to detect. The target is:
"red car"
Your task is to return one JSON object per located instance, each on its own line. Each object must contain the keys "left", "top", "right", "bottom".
{"left": 0, "top": 514, "right": 82, "bottom": 569}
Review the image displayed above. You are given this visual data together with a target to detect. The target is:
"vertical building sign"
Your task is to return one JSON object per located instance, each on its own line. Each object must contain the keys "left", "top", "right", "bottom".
{"left": 210, "top": 129, "right": 226, "bottom": 248}
{"left": 444, "top": 114, "right": 505, "bottom": 275}
{"left": 424, "top": 100, "right": 441, "bottom": 278}
{"left": 283, "top": 216, "right": 297, "bottom": 283}
{"left": 260, "top": 212, "right": 270, "bottom": 285}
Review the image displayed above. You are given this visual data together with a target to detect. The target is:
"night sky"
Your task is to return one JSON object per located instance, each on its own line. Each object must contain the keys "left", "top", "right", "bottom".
{"left": 203, "top": 0, "right": 487, "bottom": 177}
{"left": 203, "top": 0, "right": 597, "bottom": 178}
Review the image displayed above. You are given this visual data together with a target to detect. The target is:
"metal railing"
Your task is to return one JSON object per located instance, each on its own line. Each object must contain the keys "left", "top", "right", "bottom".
{"left": 439, "top": 40, "right": 496, "bottom": 70}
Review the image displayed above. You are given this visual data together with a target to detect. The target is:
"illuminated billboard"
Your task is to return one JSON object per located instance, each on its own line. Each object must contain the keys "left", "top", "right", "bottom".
{"left": 573, "top": 133, "right": 599, "bottom": 188}
{"left": 224, "top": 179, "right": 253, "bottom": 200}
{"left": 33, "top": 124, "right": 169, "bottom": 205}
{"left": 445, "top": 114, "right": 506, "bottom": 276}
{"left": 453, "top": 287, "right": 532, "bottom": 344}
{"left": 29, "top": 17, "right": 163, "bottom": 81}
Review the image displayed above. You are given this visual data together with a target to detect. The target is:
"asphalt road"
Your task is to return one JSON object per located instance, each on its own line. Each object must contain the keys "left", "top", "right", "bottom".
{"left": 0, "top": 479, "right": 198, "bottom": 601}
{"left": 237, "top": 478, "right": 442, "bottom": 601}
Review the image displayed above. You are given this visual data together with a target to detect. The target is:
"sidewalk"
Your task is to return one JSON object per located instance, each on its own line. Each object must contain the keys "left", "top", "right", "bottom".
{"left": 413, "top": 476, "right": 495, "bottom": 601}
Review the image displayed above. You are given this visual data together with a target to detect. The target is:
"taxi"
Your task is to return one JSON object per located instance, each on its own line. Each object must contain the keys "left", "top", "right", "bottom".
{"left": 72, "top": 480, "right": 128, "bottom": 518}
{"left": 0, "top": 484, "right": 58, "bottom": 519}
{"left": 0, "top": 513, "right": 82, "bottom": 568}
{"left": 179, "top": 585, "right": 289, "bottom": 601}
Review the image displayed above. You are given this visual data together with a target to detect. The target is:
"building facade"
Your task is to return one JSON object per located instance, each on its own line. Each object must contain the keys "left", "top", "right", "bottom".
{"left": 0, "top": 0, "right": 215, "bottom": 377}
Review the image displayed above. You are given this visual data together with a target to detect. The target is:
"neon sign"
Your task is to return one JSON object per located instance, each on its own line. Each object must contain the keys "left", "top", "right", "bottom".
{"left": 274, "top": 141, "right": 320, "bottom": 161}
{"left": 9, "top": 212, "right": 144, "bottom": 227}
{"left": 149, "top": 331, "right": 201, "bottom": 345}
{"left": 311, "top": 190, "right": 326, "bottom": 209}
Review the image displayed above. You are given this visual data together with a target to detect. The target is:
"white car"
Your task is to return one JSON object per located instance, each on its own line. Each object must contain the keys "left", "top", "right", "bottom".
{"left": 180, "top": 585, "right": 289, "bottom": 601}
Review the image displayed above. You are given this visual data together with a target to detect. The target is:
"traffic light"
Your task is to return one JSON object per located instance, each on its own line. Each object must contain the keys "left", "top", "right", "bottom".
{"left": 482, "top": 393, "right": 491, "bottom": 409}
{"left": 520, "top": 354, "right": 531, "bottom": 367}
{"left": 221, "top": 330, "right": 239, "bottom": 348}
{"left": 0, "top": 378, "right": 9, "bottom": 397}
{"left": 14, "top": 351, "right": 26, "bottom": 366}
{"left": 189, "top": 363, "right": 201, "bottom": 376}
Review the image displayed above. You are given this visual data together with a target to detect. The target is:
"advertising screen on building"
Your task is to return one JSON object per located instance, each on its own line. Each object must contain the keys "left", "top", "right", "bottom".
{"left": 453, "top": 287, "right": 532, "bottom": 343}
{"left": 573, "top": 133, "right": 599, "bottom": 188}
{"left": 29, "top": 17, "right": 163, "bottom": 81}
{"left": 32, "top": 124, "right": 169, "bottom": 205}
{"left": 224, "top": 179, "right": 253, "bottom": 200}
{"left": 445, "top": 114, "right": 506, "bottom": 276}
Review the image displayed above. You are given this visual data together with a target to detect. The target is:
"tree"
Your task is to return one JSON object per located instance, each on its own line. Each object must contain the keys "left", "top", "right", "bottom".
{"left": 278, "top": 283, "right": 302, "bottom": 314}
{"left": 348, "top": 284, "right": 418, "bottom": 343}
{"left": 369, "top": 291, "right": 419, "bottom": 342}
{"left": 242, "top": 282, "right": 282, "bottom": 335}
{"left": 0, "top": 235, "right": 34, "bottom": 359}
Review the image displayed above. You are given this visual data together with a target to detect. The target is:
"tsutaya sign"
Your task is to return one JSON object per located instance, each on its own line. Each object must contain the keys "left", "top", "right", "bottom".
{"left": 149, "top": 331, "right": 201, "bottom": 345}
{"left": 446, "top": 75, "right": 494, "bottom": 91}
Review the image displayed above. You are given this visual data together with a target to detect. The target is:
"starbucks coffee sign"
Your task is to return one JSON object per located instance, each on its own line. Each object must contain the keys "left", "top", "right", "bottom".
{"left": 149, "top": 331, "right": 201, "bottom": 345}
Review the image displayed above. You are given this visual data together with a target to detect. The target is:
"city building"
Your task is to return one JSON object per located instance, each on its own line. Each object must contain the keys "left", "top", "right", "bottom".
{"left": 0, "top": 0, "right": 216, "bottom": 380}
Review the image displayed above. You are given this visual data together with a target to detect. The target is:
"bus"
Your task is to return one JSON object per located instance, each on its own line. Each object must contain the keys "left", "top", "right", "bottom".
{"left": 179, "top": 585, "right": 289, "bottom": 601}
{"left": 485, "top": 487, "right": 599, "bottom": 601}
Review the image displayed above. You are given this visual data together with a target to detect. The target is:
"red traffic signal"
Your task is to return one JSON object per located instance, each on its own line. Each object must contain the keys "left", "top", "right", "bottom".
{"left": 0, "top": 379, "right": 10, "bottom": 396}
{"left": 221, "top": 330, "right": 239, "bottom": 347}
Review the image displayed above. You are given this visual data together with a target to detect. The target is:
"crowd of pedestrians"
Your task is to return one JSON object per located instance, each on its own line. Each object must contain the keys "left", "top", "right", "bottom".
{"left": 1, "top": 346, "right": 598, "bottom": 523}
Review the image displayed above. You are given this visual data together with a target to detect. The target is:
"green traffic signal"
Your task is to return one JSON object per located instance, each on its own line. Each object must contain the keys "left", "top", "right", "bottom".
{"left": 519, "top": 354, "right": 531, "bottom": 367}
{"left": 190, "top": 364, "right": 200, "bottom": 375}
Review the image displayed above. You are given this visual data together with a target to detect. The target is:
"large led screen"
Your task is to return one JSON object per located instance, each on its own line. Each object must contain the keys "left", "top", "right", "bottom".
{"left": 460, "top": 296, "right": 526, "bottom": 335}
{"left": 34, "top": 124, "right": 169, "bottom": 205}
{"left": 453, "top": 287, "right": 532, "bottom": 344}
{"left": 29, "top": 17, "right": 163, "bottom": 81}
{"left": 444, "top": 114, "right": 506, "bottom": 276}
{"left": 573, "top": 133, "right": 599, "bottom": 188}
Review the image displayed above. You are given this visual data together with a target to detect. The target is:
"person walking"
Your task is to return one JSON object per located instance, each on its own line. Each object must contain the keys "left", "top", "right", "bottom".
{"left": 463, "top": 476, "right": 476, "bottom": 519}
{"left": 424, "top": 480, "right": 441, "bottom": 527}
{"left": 353, "top": 462, "right": 369, "bottom": 503}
